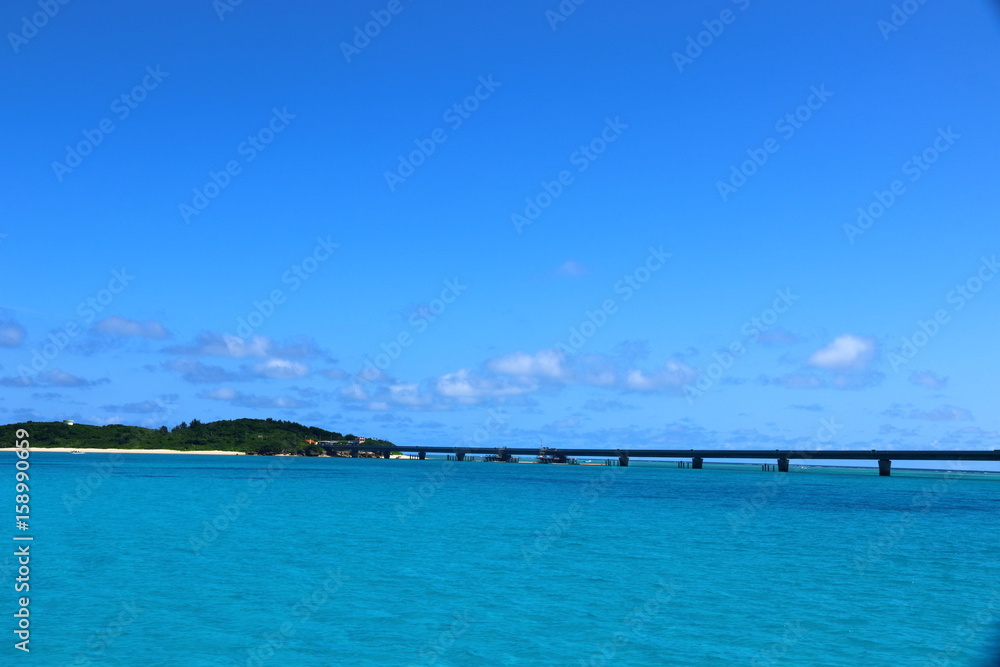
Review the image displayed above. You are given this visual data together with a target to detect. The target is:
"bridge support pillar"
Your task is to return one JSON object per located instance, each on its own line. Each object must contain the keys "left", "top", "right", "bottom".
{"left": 350, "top": 449, "right": 358, "bottom": 458}
{"left": 778, "top": 457, "right": 789, "bottom": 473}
{"left": 498, "top": 448, "right": 511, "bottom": 462}
{"left": 382, "top": 451, "right": 391, "bottom": 459}
{"left": 418, "top": 451, "right": 426, "bottom": 460}
{"left": 618, "top": 455, "right": 629, "bottom": 467}
{"left": 692, "top": 457, "right": 703, "bottom": 469}
{"left": 456, "top": 452, "right": 466, "bottom": 462}
{"left": 878, "top": 459, "right": 891, "bottom": 477}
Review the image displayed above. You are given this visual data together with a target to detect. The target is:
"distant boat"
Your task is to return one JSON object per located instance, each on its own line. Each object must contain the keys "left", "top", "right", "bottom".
{"left": 70, "top": 450, "right": 85, "bottom": 454}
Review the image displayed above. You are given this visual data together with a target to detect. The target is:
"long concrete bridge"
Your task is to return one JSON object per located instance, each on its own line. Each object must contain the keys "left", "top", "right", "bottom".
{"left": 316, "top": 444, "right": 1000, "bottom": 476}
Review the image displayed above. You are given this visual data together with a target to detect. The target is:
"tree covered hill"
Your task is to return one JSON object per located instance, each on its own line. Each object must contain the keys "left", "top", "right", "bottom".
{"left": 1, "top": 418, "right": 395, "bottom": 455}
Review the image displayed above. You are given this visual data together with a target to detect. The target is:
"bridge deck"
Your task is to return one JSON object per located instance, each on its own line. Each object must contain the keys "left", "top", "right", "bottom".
{"left": 317, "top": 444, "right": 1000, "bottom": 462}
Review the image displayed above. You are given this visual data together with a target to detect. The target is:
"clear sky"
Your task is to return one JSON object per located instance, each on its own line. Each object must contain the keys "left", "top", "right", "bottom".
{"left": 2, "top": 0, "right": 999, "bottom": 461}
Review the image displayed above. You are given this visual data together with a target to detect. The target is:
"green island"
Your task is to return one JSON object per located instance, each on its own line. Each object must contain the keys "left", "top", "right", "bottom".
{"left": 0, "top": 418, "right": 397, "bottom": 457}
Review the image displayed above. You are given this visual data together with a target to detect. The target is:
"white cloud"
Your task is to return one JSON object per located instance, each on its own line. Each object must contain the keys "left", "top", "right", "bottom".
{"left": 92, "top": 316, "right": 170, "bottom": 339}
{"left": 0, "top": 320, "right": 26, "bottom": 347}
{"left": 436, "top": 368, "right": 537, "bottom": 402}
{"left": 807, "top": 334, "right": 875, "bottom": 371}
{"left": 387, "top": 382, "right": 432, "bottom": 407}
{"left": 909, "top": 370, "right": 948, "bottom": 389}
{"left": 486, "top": 349, "right": 567, "bottom": 379}
{"left": 909, "top": 405, "right": 973, "bottom": 422}
{"left": 199, "top": 387, "right": 311, "bottom": 409}
{"left": 340, "top": 384, "right": 369, "bottom": 402}
{"left": 0, "top": 368, "right": 107, "bottom": 388}
{"left": 623, "top": 360, "right": 697, "bottom": 392}
{"left": 203, "top": 387, "right": 239, "bottom": 401}
{"left": 251, "top": 359, "right": 309, "bottom": 380}
{"left": 165, "top": 332, "right": 323, "bottom": 359}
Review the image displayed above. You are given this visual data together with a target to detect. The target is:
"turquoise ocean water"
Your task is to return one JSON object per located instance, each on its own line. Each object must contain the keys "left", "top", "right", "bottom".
{"left": 6, "top": 452, "right": 1000, "bottom": 666}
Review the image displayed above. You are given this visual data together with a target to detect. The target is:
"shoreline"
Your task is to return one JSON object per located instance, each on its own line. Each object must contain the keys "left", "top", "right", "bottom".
{"left": 0, "top": 448, "right": 410, "bottom": 458}
{"left": 0, "top": 447, "right": 244, "bottom": 456}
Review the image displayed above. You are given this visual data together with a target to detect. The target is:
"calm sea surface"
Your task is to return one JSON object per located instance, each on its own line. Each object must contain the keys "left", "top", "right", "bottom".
{"left": 6, "top": 453, "right": 1000, "bottom": 666}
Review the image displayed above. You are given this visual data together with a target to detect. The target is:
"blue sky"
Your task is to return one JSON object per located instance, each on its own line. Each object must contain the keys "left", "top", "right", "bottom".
{"left": 2, "top": 0, "right": 999, "bottom": 461}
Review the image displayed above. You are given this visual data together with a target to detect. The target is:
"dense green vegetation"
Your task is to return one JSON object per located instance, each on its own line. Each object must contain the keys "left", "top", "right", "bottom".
{"left": 0, "top": 418, "right": 396, "bottom": 456}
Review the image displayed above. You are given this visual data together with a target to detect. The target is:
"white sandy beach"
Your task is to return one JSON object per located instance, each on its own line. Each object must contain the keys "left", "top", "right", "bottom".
{"left": 0, "top": 448, "right": 411, "bottom": 458}
{"left": 0, "top": 447, "right": 243, "bottom": 455}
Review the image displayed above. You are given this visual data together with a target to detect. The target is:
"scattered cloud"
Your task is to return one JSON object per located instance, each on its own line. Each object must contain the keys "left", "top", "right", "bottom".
{"left": 161, "top": 357, "right": 310, "bottom": 383}
{"left": 101, "top": 401, "right": 166, "bottom": 414}
{"left": 623, "top": 359, "right": 697, "bottom": 393}
{"left": 828, "top": 371, "right": 884, "bottom": 390}
{"left": 0, "top": 368, "right": 108, "bottom": 388}
{"left": 0, "top": 320, "right": 26, "bottom": 347}
{"left": 909, "top": 370, "right": 948, "bottom": 389}
{"left": 487, "top": 349, "right": 568, "bottom": 380}
{"left": 555, "top": 260, "right": 588, "bottom": 277}
{"left": 807, "top": 334, "right": 876, "bottom": 372}
{"left": 31, "top": 392, "right": 65, "bottom": 401}
{"left": 92, "top": 316, "right": 170, "bottom": 339}
{"left": 768, "top": 373, "right": 825, "bottom": 390}
{"left": 883, "top": 403, "right": 973, "bottom": 422}
{"left": 909, "top": 405, "right": 973, "bottom": 422}
{"left": 340, "top": 384, "right": 369, "bottom": 402}
{"left": 370, "top": 413, "right": 413, "bottom": 425}
{"left": 437, "top": 368, "right": 538, "bottom": 402}
{"left": 582, "top": 399, "right": 635, "bottom": 412}
{"left": 199, "top": 387, "right": 313, "bottom": 410}
{"left": 878, "top": 423, "right": 920, "bottom": 438}
{"left": 612, "top": 340, "right": 651, "bottom": 362}
{"left": 164, "top": 332, "right": 324, "bottom": 359}
{"left": 161, "top": 360, "right": 244, "bottom": 384}
{"left": 250, "top": 359, "right": 309, "bottom": 380}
